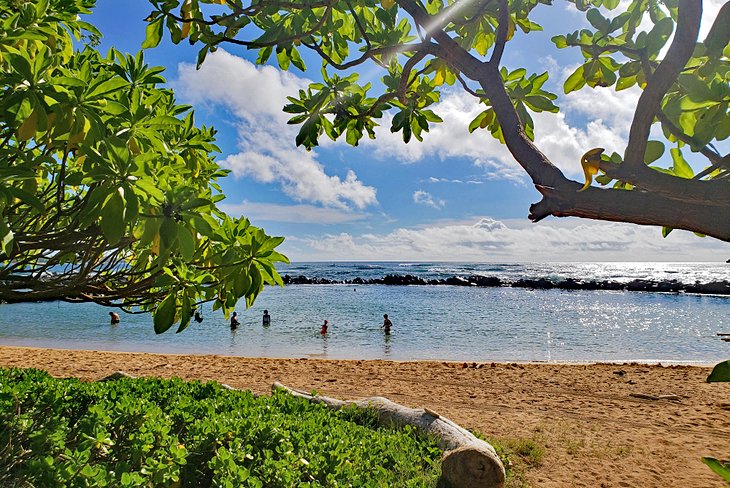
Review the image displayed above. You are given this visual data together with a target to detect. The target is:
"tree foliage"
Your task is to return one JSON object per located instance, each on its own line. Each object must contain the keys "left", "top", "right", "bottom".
{"left": 0, "top": 0, "right": 288, "bottom": 333}
{"left": 145, "top": 0, "right": 729, "bottom": 240}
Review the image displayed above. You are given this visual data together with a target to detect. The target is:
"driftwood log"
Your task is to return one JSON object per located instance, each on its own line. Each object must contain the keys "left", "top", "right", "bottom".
{"left": 273, "top": 382, "right": 505, "bottom": 488}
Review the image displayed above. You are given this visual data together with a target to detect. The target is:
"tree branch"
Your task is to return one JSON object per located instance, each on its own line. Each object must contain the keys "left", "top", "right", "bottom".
{"left": 529, "top": 184, "right": 730, "bottom": 241}
{"left": 489, "top": 0, "right": 508, "bottom": 65}
{"left": 622, "top": 0, "right": 701, "bottom": 171}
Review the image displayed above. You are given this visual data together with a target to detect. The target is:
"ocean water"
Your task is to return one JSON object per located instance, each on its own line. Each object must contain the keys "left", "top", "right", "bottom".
{"left": 0, "top": 262, "right": 728, "bottom": 363}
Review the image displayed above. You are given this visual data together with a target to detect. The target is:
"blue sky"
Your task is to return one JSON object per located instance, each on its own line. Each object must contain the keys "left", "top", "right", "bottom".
{"left": 87, "top": 0, "right": 730, "bottom": 261}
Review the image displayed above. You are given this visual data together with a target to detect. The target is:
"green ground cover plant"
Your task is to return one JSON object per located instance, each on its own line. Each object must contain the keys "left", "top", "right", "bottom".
{"left": 0, "top": 368, "right": 442, "bottom": 487}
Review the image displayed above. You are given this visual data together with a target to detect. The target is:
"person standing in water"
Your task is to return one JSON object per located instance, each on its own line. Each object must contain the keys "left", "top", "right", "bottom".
{"left": 109, "top": 311, "right": 120, "bottom": 324}
{"left": 382, "top": 314, "right": 392, "bottom": 335}
{"left": 230, "top": 311, "right": 240, "bottom": 330}
{"left": 320, "top": 320, "right": 328, "bottom": 335}
{"left": 262, "top": 310, "right": 271, "bottom": 326}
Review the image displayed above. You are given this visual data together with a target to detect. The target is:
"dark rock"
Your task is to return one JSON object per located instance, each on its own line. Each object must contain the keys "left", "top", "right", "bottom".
{"left": 445, "top": 276, "right": 471, "bottom": 286}
{"left": 467, "top": 275, "right": 501, "bottom": 287}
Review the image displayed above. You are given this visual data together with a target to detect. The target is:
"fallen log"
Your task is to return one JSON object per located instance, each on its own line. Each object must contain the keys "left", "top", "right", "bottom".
{"left": 272, "top": 382, "right": 505, "bottom": 488}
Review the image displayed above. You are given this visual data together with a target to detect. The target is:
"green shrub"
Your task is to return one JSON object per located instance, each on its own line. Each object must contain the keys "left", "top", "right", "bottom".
{"left": 0, "top": 368, "right": 442, "bottom": 487}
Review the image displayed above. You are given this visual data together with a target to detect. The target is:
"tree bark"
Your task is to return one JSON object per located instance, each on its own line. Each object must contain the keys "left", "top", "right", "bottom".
{"left": 529, "top": 185, "right": 730, "bottom": 241}
{"left": 272, "top": 382, "right": 506, "bottom": 488}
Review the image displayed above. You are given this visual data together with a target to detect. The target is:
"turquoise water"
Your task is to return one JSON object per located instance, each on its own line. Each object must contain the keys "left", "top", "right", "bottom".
{"left": 0, "top": 280, "right": 727, "bottom": 363}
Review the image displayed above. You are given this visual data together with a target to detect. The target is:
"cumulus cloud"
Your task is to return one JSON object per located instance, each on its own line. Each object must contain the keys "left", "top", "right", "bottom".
{"left": 413, "top": 190, "right": 445, "bottom": 209}
{"left": 218, "top": 201, "right": 367, "bottom": 224}
{"left": 358, "top": 78, "right": 640, "bottom": 182}
{"left": 284, "top": 217, "right": 730, "bottom": 262}
{"left": 174, "top": 50, "right": 377, "bottom": 209}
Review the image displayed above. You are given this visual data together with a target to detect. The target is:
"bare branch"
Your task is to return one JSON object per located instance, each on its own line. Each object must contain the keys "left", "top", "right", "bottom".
{"left": 529, "top": 184, "right": 730, "bottom": 242}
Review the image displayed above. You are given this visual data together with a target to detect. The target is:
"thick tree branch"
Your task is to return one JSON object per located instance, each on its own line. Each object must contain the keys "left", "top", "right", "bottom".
{"left": 529, "top": 184, "right": 730, "bottom": 241}
{"left": 623, "top": 0, "right": 701, "bottom": 171}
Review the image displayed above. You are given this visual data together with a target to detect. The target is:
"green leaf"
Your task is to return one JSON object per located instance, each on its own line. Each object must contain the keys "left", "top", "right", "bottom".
{"left": 177, "top": 294, "right": 192, "bottom": 333}
{"left": 154, "top": 293, "right": 177, "bottom": 334}
{"left": 180, "top": 198, "right": 212, "bottom": 211}
{"left": 101, "top": 188, "right": 126, "bottom": 245}
{"left": 159, "top": 217, "right": 178, "bottom": 252}
{"left": 670, "top": 148, "right": 693, "bottom": 178}
{"left": 142, "top": 17, "right": 164, "bottom": 49}
{"left": 643, "top": 141, "right": 665, "bottom": 164}
{"left": 88, "top": 78, "right": 128, "bottom": 98}
{"left": 707, "top": 360, "right": 730, "bottom": 382}
{"left": 177, "top": 223, "right": 196, "bottom": 260}
{"left": 661, "top": 226, "right": 673, "bottom": 238}
{"left": 552, "top": 35, "right": 568, "bottom": 48}
{"left": 564, "top": 65, "right": 586, "bottom": 94}
{"left": 586, "top": 9, "right": 610, "bottom": 32}
{"left": 702, "top": 457, "right": 730, "bottom": 482}
{"left": 196, "top": 46, "right": 209, "bottom": 69}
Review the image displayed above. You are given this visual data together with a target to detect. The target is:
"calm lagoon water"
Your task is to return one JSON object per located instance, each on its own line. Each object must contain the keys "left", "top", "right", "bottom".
{"left": 0, "top": 261, "right": 728, "bottom": 363}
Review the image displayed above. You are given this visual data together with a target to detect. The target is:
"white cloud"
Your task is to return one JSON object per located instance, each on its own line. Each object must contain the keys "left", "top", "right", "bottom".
{"left": 174, "top": 50, "right": 377, "bottom": 209}
{"left": 357, "top": 77, "right": 639, "bottom": 183}
{"left": 219, "top": 201, "right": 367, "bottom": 224}
{"left": 284, "top": 217, "right": 730, "bottom": 262}
{"left": 413, "top": 190, "right": 445, "bottom": 209}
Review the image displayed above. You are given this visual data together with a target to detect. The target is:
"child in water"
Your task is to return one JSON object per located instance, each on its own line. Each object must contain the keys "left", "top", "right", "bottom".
{"left": 320, "top": 320, "right": 328, "bottom": 335}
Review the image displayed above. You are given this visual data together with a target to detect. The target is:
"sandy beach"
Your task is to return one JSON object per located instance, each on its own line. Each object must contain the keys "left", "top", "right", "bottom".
{"left": 0, "top": 346, "right": 728, "bottom": 487}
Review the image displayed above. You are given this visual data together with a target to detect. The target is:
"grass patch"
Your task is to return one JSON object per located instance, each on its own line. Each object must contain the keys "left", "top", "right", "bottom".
{"left": 485, "top": 435, "right": 546, "bottom": 488}
{"left": 0, "top": 368, "right": 442, "bottom": 487}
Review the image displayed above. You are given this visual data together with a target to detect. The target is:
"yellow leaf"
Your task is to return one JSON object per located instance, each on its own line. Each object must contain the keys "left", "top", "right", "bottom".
{"left": 17, "top": 109, "right": 38, "bottom": 141}
{"left": 434, "top": 68, "right": 445, "bottom": 86}
{"left": 382, "top": 0, "right": 395, "bottom": 9}
{"left": 578, "top": 147, "right": 604, "bottom": 192}
{"left": 181, "top": 0, "right": 192, "bottom": 39}
{"left": 506, "top": 17, "right": 515, "bottom": 41}
{"left": 128, "top": 137, "right": 141, "bottom": 155}
{"left": 152, "top": 232, "right": 160, "bottom": 255}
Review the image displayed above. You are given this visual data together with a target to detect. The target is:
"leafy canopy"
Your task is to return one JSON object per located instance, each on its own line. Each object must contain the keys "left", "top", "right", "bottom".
{"left": 145, "top": 0, "right": 729, "bottom": 241}
{"left": 0, "top": 0, "right": 287, "bottom": 333}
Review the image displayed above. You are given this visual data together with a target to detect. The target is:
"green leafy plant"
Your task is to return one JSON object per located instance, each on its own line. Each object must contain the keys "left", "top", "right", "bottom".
{"left": 0, "top": 0, "right": 287, "bottom": 332}
{"left": 146, "top": 0, "right": 729, "bottom": 241}
{"left": 0, "top": 368, "right": 443, "bottom": 487}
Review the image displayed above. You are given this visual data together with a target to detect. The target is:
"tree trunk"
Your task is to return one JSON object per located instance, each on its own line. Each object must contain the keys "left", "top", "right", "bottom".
{"left": 272, "top": 382, "right": 506, "bottom": 488}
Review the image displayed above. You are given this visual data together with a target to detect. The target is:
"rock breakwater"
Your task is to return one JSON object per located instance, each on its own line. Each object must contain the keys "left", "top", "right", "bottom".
{"left": 282, "top": 274, "right": 730, "bottom": 295}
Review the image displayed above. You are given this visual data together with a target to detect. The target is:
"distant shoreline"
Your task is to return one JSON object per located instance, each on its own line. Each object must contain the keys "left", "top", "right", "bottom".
{"left": 282, "top": 273, "right": 730, "bottom": 295}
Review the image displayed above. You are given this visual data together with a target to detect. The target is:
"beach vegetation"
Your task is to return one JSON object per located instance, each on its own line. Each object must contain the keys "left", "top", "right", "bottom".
{"left": 0, "top": 368, "right": 443, "bottom": 487}
{"left": 144, "top": 0, "right": 729, "bottom": 241}
{"left": 487, "top": 436, "right": 546, "bottom": 488}
{"left": 0, "top": 0, "right": 287, "bottom": 333}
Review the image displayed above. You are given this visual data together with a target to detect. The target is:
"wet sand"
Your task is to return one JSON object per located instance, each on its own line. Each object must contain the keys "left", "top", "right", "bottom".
{"left": 0, "top": 346, "right": 728, "bottom": 487}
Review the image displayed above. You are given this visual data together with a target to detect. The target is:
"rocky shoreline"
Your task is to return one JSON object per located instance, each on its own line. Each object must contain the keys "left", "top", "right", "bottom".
{"left": 282, "top": 273, "right": 730, "bottom": 295}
